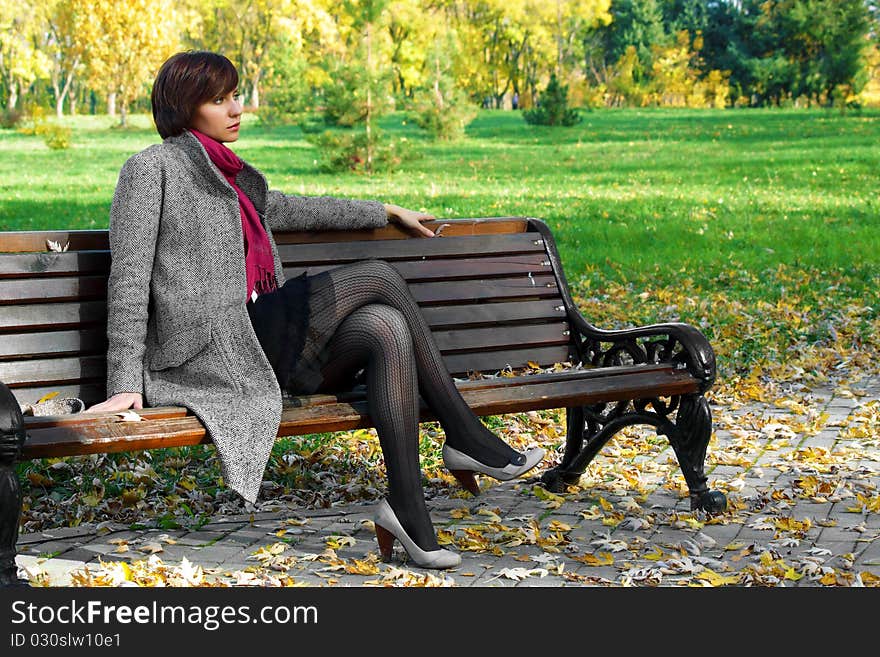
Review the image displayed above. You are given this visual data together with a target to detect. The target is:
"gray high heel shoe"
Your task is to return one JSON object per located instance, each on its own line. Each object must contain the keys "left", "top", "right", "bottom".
{"left": 442, "top": 444, "right": 545, "bottom": 495}
{"left": 374, "top": 499, "right": 460, "bottom": 570}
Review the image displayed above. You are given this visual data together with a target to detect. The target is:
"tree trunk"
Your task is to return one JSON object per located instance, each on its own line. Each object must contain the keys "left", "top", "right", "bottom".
{"left": 53, "top": 76, "right": 63, "bottom": 118}
{"left": 251, "top": 78, "right": 260, "bottom": 109}
{"left": 107, "top": 92, "right": 116, "bottom": 117}
{"left": 120, "top": 102, "right": 128, "bottom": 127}
{"left": 7, "top": 82, "right": 17, "bottom": 110}
{"left": 56, "top": 67, "right": 77, "bottom": 119}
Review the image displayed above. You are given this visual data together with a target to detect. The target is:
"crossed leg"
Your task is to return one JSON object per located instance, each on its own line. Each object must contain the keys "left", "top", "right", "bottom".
{"left": 315, "top": 304, "right": 438, "bottom": 550}
{"left": 309, "top": 259, "right": 524, "bottom": 467}
{"left": 306, "top": 260, "right": 527, "bottom": 550}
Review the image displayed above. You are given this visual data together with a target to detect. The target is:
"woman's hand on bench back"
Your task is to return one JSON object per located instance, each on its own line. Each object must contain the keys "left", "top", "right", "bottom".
{"left": 384, "top": 203, "right": 436, "bottom": 238}
{"left": 84, "top": 392, "right": 144, "bottom": 414}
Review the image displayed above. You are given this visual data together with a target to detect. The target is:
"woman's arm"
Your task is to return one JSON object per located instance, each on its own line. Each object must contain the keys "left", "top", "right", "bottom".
{"left": 102, "top": 153, "right": 162, "bottom": 400}
{"left": 264, "top": 190, "right": 388, "bottom": 232}
{"left": 264, "top": 191, "right": 436, "bottom": 237}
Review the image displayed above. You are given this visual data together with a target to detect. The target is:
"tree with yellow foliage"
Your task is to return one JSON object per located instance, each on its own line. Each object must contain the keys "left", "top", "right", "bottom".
{"left": 186, "top": 0, "right": 328, "bottom": 109}
{"left": 0, "top": 0, "right": 52, "bottom": 111}
{"left": 436, "top": 0, "right": 610, "bottom": 109}
{"left": 71, "top": 0, "right": 181, "bottom": 126}
{"left": 42, "top": 0, "right": 87, "bottom": 118}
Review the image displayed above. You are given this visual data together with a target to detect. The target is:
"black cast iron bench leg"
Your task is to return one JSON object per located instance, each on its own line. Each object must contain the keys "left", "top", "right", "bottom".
{"left": 0, "top": 383, "right": 28, "bottom": 587}
{"left": 541, "top": 391, "right": 727, "bottom": 514}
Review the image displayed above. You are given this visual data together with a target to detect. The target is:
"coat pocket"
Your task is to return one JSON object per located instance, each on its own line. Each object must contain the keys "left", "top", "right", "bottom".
{"left": 149, "top": 321, "right": 213, "bottom": 371}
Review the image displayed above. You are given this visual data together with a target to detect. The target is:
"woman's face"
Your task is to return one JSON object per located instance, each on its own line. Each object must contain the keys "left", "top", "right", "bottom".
{"left": 190, "top": 88, "right": 243, "bottom": 142}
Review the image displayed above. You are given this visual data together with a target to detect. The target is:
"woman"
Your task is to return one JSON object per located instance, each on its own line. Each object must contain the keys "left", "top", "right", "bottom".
{"left": 86, "top": 51, "right": 543, "bottom": 569}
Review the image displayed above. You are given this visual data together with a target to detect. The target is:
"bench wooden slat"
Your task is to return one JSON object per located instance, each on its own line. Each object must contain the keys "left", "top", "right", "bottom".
{"left": 0, "top": 323, "right": 567, "bottom": 377}
{"left": 0, "top": 355, "right": 106, "bottom": 386}
{"left": 0, "top": 328, "right": 106, "bottom": 358}
{"left": 0, "top": 251, "right": 111, "bottom": 278}
{"left": 20, "top": 367, "right": 697, "bottom": 459}
{"left": 0, "top": 273, "right": 559, "bottom": 305}
{"left": 418, "top": 300, "right": 566, "bottom": 328}
{"left": 277, "top": 232, "right": 546, "bottom": 264}
{"left": 0, "top": 299, "right": 565, "bottom": 335}
{"left": 18, "top": 364, "right": 676, "bottom": 430}
{"left": 22, "top": 416, "right": 209, "bottom": 458}
{"left": 0, "top": 251, "right": 550, "bottom": 282}
{"left": 2, "top": 341, "right": 570, "bottom": 392}
{"left": 0, "top": 300, "right": 107, "bottom": 331}
{"left": 0, "top": 219, "right": 532, "bottom": 255}
{"left": 0, "top": 276, "right": 107, "bottom": 304}
{"left": 433, "top": 323, "right": 569, "bottom": 352}
{"left": 459, "top": 368, "right": 699, "bottom": 416}
{"left": 410, "top": 275, "right": 559, "bottom": 305}
{"left": 443, "top": 345, "right": 573, "bottom": 375}
{"left": 285, "top": 253, "right": 552, "bottom": 282}
{"left": 272, "top": 218, "right": 531, "bottom": 245}
{"left": 0, "top": 230, "right": 110, "bottom": 253}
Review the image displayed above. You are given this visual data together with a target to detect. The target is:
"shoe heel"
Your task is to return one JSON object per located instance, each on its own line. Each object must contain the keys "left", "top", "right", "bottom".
{"left": 449, "top": 469, "right": 481, "bottom": 496}
{"left": 375, "top": 522, "right": 396, "bottom": 562}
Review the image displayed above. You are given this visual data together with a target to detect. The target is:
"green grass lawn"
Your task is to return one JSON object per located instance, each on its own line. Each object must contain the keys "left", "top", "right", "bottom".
{"left": 2, "top": 108, "right": 877, "bottom": 281}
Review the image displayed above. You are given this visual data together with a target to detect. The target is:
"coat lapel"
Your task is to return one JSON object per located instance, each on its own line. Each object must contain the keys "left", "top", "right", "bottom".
{"left": 166, "top": 130, "right": 268, "bottom": 215}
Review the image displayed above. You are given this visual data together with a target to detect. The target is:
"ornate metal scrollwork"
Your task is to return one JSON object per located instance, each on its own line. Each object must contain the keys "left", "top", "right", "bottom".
{"left": 575, "top": 331, "right": 689, "bottom": 372}
{"left": 542, "top": 333, "right": 726, "bottom": 514}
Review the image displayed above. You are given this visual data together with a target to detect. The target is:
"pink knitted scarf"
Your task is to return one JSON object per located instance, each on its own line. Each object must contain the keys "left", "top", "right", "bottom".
{"left": 191, "top": 128, "right": 278, "bottom": 302}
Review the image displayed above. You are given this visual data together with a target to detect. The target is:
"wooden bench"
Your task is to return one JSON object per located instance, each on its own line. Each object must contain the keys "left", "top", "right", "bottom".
{"left": 0, "top": 216, "right": 727, "bottom": 586}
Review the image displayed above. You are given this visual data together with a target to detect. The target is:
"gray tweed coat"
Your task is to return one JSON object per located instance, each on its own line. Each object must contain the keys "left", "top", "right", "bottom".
{"left": 106, "top": 129, "right": 388, "bottom": 503}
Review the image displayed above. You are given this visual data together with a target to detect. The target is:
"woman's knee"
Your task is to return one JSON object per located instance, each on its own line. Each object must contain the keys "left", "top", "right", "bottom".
{"left": 359, "top": 258, "right": 407, "bottom": 286}
{"left": 355, "top": 305, "right": 412, "bottom": 354}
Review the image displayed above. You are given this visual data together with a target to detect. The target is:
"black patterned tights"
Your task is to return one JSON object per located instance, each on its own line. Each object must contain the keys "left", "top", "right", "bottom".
{"left": 307, "top": 260, "right": 524, "bottom": 551}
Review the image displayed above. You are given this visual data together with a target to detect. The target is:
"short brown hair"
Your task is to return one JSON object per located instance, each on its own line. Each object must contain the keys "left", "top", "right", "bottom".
{"left": 151, "top": 51, "right": 238, "bottom": 139}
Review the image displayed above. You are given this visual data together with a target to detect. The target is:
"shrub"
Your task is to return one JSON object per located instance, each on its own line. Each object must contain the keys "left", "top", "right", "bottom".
{"left": 410, "top": 86, "right": 477, "bottom": 141}
{"left": 0, "top": 108, "right": 23, "bottom": 129}
{"left": 255, "top": 104, "right": 295, "bottom": 128}
{"left": 17, "top": 105, "right": 48, "bottom": 136}
{"left": 523, "top": 73, "right": 582, "bottom": 127}
{"left": 306, "top": 128, "right": 416, "bottom": 174}
{"left": 42, "top": 124, "right": 72, "bottom": 150}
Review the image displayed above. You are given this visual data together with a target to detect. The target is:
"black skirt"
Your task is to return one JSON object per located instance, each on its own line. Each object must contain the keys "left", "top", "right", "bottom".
{"left": 246, "top": 270, "right": 339, "bottom": 396}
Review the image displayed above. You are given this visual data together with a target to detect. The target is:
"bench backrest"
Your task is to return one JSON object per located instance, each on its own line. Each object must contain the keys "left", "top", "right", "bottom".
{"left": 0, "top": 217, "right": 575, "bottom": 407}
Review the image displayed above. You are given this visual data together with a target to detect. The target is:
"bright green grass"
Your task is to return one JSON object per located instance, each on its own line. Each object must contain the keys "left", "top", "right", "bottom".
{"left": 1, "top": 107, "right": 877, "bottom": 291}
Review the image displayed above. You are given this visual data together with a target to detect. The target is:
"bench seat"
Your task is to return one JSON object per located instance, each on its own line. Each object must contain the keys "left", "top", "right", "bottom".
{"left": 19, "top": 363, "right": 698, "bottom": 459}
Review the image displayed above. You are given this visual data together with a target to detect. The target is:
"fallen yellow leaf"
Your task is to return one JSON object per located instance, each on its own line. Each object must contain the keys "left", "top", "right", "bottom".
{"left": 784, "top": 567, "right": 803, "bottom": 581}
{"left": 644, "top": 548, "right": 665, "bottom": 561}
{"left": 695, "top": 568, "right": 741, "bottom": 586}
{"left": 573, "top": 552, "right": 614, "bottom": 567}
{"left": 547, "top": 520, "right": 572, "bottom": 532}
